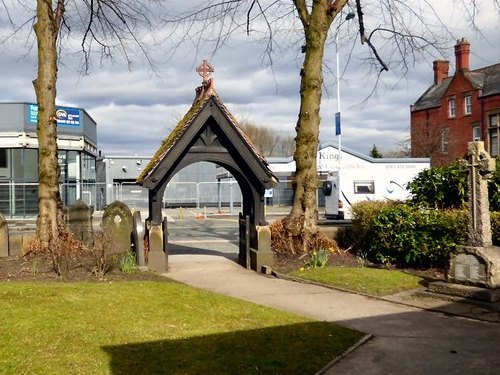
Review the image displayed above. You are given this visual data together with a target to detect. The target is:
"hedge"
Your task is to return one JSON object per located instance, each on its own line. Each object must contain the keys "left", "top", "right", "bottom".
{"left": 351, "top": 201, "right": 499, "bottom": 268}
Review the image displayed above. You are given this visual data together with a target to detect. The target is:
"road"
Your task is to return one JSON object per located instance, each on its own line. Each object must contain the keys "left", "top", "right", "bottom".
{"left": 166, "top": 214, "right": 240, "bottom": 258}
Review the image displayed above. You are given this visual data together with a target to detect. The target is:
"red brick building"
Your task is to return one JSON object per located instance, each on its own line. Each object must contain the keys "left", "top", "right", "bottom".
{"left": 411, "top": 38, "right": 500, "bottom": 166}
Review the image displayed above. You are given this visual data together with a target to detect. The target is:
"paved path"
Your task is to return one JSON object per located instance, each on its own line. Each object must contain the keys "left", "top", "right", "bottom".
{"left": 165, "top": 254, "right": 500, "bottom": 375}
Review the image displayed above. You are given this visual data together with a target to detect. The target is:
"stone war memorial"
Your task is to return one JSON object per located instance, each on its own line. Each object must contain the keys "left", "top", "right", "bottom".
{"left": 136, "top": 60, "right": 278, "bottom": 272}
{"left": 430, "top": 141, "right": 500, "bottom": 302}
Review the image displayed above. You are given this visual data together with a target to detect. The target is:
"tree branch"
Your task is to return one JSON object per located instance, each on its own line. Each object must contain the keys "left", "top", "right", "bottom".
{"left": 246, "top": 0, "right": 256, "bottom": 35}
{"left": 355, "top": 0, "right": 388, "bottom": 72}
{"left": 293, "top": 0, "right": 310, "bottom": 28}
{"left": 53, "top": 0, "right": 65, "bottom": 30}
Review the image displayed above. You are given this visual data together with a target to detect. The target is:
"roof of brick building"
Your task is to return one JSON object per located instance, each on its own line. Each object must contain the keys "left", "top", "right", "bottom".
{"left": 412, "top": 63, "right": 500, "bottom": 112}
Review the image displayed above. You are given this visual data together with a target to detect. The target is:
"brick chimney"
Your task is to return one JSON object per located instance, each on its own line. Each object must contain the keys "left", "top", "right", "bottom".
{"left": 454, "top": 37, "right": 470, "bottom": 72}
{"left": 433, "top": 60, "right": 449, "bottom": 84}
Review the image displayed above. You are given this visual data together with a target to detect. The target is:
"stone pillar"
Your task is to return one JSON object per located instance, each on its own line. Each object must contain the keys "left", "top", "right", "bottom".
{"left": 148, "top": 223, "right": 166, "bottom": 273}
{"left": 250, "top": 225, "right": 273, "bottom": 272}
{"left": 460, "top": 141, "right": 495, "bottom": 247}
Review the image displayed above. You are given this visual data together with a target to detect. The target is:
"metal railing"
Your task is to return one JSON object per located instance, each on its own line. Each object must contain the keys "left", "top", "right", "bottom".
{"left": 0, "top": 182, "right": 119, "bottom": 219}
{"left": 0, "top": 180, "right": 318, "bottom": 219}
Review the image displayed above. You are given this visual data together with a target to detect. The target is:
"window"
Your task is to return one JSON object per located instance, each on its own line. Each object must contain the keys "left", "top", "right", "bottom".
{"left": 448, "top": 98, "right": 456, "bottom": 118}
{"left": 473, "top": 126, "right": 481, "bottom": 142}
{"left": 490, "top": 113, "right": 500, "bottom": 157}
{"left": 0, "top": 149, "right": 7, "bottom": 169}
{"left": 464, "top": 95, "right": 472, "bottom": 115}
{"left": 354, "top": 181, "right": 375, "bottom": 194}
{"left": 441, "top": 128, "right": 449, "bottom": 154}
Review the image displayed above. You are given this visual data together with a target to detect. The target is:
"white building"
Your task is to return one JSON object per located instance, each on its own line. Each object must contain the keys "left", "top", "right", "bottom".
{"left": 96, "top": 143, "right": 430, "bottom": 216}
{"left": 270, "top": 142, "right": 430, "bottom": 218}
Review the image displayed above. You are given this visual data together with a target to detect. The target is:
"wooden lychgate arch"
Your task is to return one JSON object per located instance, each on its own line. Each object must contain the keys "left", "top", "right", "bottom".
{"left": 137, "top": 77, "right": 278, "bottom": 271}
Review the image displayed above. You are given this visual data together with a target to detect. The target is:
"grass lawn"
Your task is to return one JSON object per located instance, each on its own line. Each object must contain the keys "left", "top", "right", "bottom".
{"left": 0, "top": 281, "right": 362, "bottom": 375}
{"left": 290, "top": 267, "right": 425, "bottom": 296}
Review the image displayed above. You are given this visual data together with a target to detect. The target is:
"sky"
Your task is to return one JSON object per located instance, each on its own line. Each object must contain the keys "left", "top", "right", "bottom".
{"left": 0, "top": 1, "right": 499, "bottom": 158}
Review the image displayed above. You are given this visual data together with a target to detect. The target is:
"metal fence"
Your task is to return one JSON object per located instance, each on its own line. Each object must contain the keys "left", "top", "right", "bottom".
{"left": 0, "top": 182, "right": 119, "bottom": 219}
{"left": 0, "top": 180, "right": 323, "bottom": 219}
{"left": 118, "top": 181, "right": 245, "bottom": 211}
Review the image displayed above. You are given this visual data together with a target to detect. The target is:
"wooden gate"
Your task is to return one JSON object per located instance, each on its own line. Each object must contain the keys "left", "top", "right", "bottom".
{"left": 239, "top": 213, "right": 250, "bottom": 269}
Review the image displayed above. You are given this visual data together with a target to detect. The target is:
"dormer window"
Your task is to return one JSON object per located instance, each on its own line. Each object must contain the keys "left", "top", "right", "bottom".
{"left": 448, "top": 98, "right": 456, "bottom": 118}
{"left": 464, "top": 95, "right": 472, "bottom": 115}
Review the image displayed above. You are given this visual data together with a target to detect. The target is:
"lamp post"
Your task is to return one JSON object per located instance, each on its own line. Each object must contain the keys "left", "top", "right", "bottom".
{"left": 335, "top": 12, "right": 355, "bottom": 170}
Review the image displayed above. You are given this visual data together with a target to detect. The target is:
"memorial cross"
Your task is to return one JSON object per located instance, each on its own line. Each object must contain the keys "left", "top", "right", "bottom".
{"left": 460, "top": 142, "right": 495, "bottom": 247}
{"left": 196, "top": 59, "right": 214, "bottom": 84}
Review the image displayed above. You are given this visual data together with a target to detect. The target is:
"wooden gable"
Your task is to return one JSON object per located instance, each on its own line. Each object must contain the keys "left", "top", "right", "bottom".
{"left": 137, "top": 81, "right": 278, "bottom": 190}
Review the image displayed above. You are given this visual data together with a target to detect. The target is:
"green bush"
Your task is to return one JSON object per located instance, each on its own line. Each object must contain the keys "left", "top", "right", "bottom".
{"left": 408, "top": 157, "right": 499, "bottom": 211}
{"left": 492, "top": 212, "right": 500, "bottom": 246}
{"left": 351, "top": 201, "right": 467, "bottom": 268}
{"left": 407, "top": 162, "right": 467, "bottom": 209}
{"left": 350, "top": 200, "right": 397, "bottom": 250}
{"left": 489, "top": 157, "right": 500, "bottom": 212}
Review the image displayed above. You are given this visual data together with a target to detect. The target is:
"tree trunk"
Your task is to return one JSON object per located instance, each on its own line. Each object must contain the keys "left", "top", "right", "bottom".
{"left": 33, "top": 0, "right": 64, "bottom": 250}
{"left": 286, "top": 0, "right": 345, "bottom": 252}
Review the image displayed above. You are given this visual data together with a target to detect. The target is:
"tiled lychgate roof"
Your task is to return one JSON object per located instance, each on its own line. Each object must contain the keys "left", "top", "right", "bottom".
{"left": 137, "top": 80, "right": 278, "bottom": 185}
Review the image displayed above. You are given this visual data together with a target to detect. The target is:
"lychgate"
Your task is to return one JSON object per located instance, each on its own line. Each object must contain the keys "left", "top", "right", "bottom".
{"left": 137, "top": 62, "right": 278, "bottom": 271}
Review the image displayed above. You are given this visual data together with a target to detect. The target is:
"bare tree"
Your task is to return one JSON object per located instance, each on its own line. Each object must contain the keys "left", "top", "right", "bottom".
{"left": 383, "top": 136, "right": 412, "bottom": 158}
{"left": 7, "top": 0, "right": 498, "bottom": 254}
{"left": 4, "top": 1, "right": 161, "bottom": 254}
{"left": 239, "top": 121, "right": 294, "bottom": 156}
{"left": 163, "top": 0, "right": 500, "bottom": 252}
{"left": 277, "top": 133, "right": 295, "bottom": 157}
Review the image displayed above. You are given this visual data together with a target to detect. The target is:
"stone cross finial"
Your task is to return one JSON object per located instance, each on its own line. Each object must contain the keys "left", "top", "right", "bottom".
{"left": 196, "top": 59, "right": 214, "bottom": 84}
{"left": 460, "top": 141, "right": 496, "bottom": 247}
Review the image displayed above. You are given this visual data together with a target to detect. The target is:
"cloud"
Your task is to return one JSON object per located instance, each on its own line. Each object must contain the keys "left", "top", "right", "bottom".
{"left": 0, "top": 1, "right": 498, "bottom": 159}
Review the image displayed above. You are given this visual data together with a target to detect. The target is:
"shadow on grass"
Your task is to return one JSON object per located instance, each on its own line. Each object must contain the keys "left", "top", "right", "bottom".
{"left": 102, "top": 321, "right": 361, "bottom": 375}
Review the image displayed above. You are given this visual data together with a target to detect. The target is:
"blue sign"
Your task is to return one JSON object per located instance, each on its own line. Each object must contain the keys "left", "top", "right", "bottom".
{"left": 28, "top": 104, "right": 81, "bottom": 127}
{"left": 335, "top": 112, "right": 341, "bottom": 135}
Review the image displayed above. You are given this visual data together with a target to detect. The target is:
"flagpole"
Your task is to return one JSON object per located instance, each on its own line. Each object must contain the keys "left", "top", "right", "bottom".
{"left": 335, "top": 12, "right": 354, "bottom": 171}
{"left": 336, "top": 31, "right": 341, "bottom": 171}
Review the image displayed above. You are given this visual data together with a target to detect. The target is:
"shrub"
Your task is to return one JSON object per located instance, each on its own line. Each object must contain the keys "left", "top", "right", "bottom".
{"left": 350, "top": 200, "right": 397, "bottom": 251}
{"left": 407, "top": 162, "right": 467, "bottom": 209}
{"left": 86, "top": 230, "right": 116, "bottom": 279}
{"left": 492, "top": 212, "right": 500, "bottom": 246}
{"left": 24, "top": 227, "right": 120, "bottom": 280}
{"left": 351, "top": 201, "right": 467, "bottom": 268}
{"left": 408, "top": 157, "right": 499, "bottom": 211}
{"left": 24, "top": 224, "right": 86, "bottom": 275}
{"left": 489, "top": 157, "right": 500, "bottom": 212}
